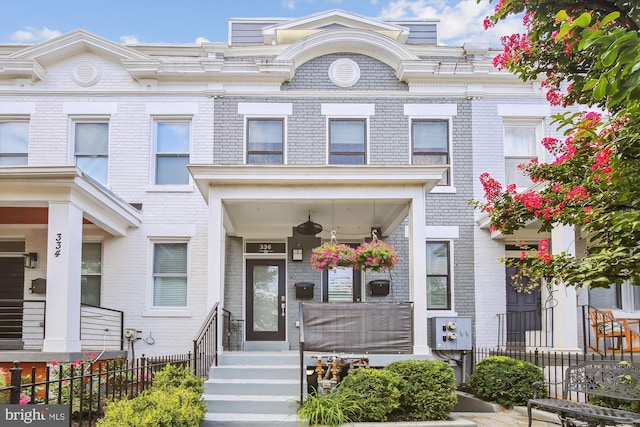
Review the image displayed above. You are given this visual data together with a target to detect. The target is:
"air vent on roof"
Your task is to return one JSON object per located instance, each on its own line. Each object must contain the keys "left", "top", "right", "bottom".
{"left": 328, "top": 58, "right": 360, "bottom": 88}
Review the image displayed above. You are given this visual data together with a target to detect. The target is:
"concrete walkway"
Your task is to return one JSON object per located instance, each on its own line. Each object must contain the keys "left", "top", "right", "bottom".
{"left": 457, "top": 407, "right": 562, "bottom": 427}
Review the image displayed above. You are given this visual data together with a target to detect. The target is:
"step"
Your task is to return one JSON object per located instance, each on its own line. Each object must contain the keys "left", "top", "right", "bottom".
{"left": 205, "top": 378, "right": 300, "bottom": 396}
{"left": 203, "top": 394, "right": 299, "bottom": 415}
{"left": 201, "top": 413, "right": 303, "bottom": 427}
{"left": 217, "top": 351, "right": 299, "bottom": 367}
{"left": 210, "top": 364, "right": 299, "bottom": 380}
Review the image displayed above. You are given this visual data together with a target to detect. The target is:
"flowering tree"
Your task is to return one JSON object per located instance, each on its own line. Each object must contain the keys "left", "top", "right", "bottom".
{"left": 476, "top": 0, "right": 640, "bottom": 289}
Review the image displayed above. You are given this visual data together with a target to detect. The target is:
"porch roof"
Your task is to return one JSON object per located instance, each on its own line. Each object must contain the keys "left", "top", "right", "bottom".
{"left": 0, "top": 166, "right": 142, "bottom": 236}
{"left": 188, "top": 164, "right": 447, "bottom": 239}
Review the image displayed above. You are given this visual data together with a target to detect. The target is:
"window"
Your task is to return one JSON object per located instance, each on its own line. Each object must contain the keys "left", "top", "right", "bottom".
{"left": 504, "top": 125, "right": 537, "bottom": 188}
{"left": 152, "top": 242, "right": 187, "bottom": 307}
{"left": 74, "top": 122, "right": 109, "bottom": 185}
{"left": 154, "top": 121, "right": 190, "bottom": 184}
{"left": 247, "top": 118, "right": 283, "bottom": 164}
{"left": 329, "top": 119, "right": 366, "bottom": 165}
{"left": 427, "top": 241, "right": 450, "bottom": 310}
{"left": 412, "top": 120, "right": 449, "bottom": 185}
{"left": 0, "top": 121, "right": 28, "bottom": 165}
{"left": 81, "top": 243, "right": 102, "bottom": 306}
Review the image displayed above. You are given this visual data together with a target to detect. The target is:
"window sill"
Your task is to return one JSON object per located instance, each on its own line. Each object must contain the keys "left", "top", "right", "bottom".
{"left": 429, "top": 186, "right": 456, "bottom": 194}
{"left": 143, "top": 309, "right": 192, "bottom": 317}
{"left": 146, "top": 185, "right": 194, "bottom": 193}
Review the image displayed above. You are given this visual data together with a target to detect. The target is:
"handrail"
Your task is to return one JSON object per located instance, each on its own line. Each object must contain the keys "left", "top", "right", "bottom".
{"left": 192, "top": 303, "right": 226, "bottom": 379}
{"left": 496, "top": 307, "right": 553, "bottom": 348}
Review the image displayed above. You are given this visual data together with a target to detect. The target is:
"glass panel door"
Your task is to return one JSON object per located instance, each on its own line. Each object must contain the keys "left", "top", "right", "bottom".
{"left": 246, "top": 259, "right": 286, "bottom": 341}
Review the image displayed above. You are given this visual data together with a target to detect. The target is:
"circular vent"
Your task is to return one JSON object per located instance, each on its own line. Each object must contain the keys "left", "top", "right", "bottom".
{"left": 72, "top": 60, "right": 101, "bottom": 87}
{"left": 328, "top": 58, "right": 360, "bottom": 88}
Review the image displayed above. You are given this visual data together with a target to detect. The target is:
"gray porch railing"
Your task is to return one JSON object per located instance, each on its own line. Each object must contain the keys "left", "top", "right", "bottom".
{"left": 0, "top": 299, "right": 124, "bottom": 351}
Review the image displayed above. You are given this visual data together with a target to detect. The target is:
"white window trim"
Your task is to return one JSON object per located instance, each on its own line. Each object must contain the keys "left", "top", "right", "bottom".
{"left": 426, "top": 239, "right": 456, "bottom": 314}
{"left": 144, "top": 238, "right": 192, "bottom": 317}
{"left": 0, "top": 117, "right": 30, "bottom": 165}
{"left": 147, "top": 116, "right": 194, "bottom": 192}
{"left": 238, "top": 102, "right": 292, "bottom": 116}
{"left": 502, "top": 117, "right": 546, "bottom": 191}
{"left": 69, "top": 116, "right": 111, "bottom": 187}
{"left": 243, "top": 116, "right": 288, "bottom": 165}
{"left": 405, "top": 104, "right": 457, "bottom": 192}
{"left": 325, "top": 117, "right": 369, "bottom": 165}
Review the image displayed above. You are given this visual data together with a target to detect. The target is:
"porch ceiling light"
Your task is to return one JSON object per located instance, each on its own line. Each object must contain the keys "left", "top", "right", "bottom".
{"left": 24, "top": 252, "right": 37, "bottom": 269}
{"left": 295, "top": 215, "right": 323, "bottom": 235}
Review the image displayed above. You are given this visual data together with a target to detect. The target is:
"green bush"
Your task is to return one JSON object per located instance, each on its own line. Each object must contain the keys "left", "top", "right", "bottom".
{"left": 296, "top": 390, "right": 362, "bottom": 427}
{"left": 152, "top": 363, "right": 203, "bottom": 394}
{"left": 386, "top": 359, "right": 458, "bottom": 421}
{"left": 590, "top": 394, "right": 640, "bottom": 413}
{"left": 336, "top": 368, "right": 402, "bottom": 422}
{"left": 98, "top": 364, "right": 206, "bottom": 427}
{"left": 470, "top": 356, "right": 547, "bottom": 408}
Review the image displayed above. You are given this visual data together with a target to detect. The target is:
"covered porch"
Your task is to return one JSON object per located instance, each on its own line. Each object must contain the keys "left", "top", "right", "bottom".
{"left": 189, "top": 164, "right": 447, "bottom": 355}
{"left": 0, "top": 166, "right": 141, "bottom": 355}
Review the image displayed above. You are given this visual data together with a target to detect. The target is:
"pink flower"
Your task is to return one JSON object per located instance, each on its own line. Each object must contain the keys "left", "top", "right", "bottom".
{"left": 51, "top": 360, "right": 58, "bottom": 367}
{"left": 19, "top": 393, "right": 29, "bottom": 405}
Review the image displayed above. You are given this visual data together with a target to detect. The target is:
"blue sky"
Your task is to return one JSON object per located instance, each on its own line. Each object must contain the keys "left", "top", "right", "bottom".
{"left": 0, "top": 0, "right": 523, "bottom": 47}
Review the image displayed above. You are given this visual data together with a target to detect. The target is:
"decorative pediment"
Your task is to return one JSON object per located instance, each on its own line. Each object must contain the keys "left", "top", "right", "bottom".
{"left": 0, "top": 30, "right": 156, "bottom": 81}
{"left": 262, "top": 9, "right": 409, "bottom": 45}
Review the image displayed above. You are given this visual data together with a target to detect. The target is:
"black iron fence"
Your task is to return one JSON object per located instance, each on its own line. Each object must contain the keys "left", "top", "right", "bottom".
{"left": 0, "top": 353, "right": 192, "bottom": 426}
{"left": 497, "top": 307, "right": 554, "bottom": 349}
{"left": 472, "top": 347, "right": 635, "bottom": 402}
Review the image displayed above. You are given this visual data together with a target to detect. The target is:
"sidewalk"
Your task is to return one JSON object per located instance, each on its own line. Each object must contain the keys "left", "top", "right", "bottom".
{"left": 456, "top": 407, "right": 561, "bottom": 427}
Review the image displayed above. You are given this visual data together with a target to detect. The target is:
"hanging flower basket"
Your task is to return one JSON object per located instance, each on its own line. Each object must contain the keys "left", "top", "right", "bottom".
{"left": 355, "top": 240, "right": 398, "bottom": 272}
{"left": 310, "top": 242, "right": 357, "bottom": 271}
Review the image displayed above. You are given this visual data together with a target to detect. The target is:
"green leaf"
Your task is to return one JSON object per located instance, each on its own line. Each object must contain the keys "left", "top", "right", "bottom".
{"left": 555, "top": 10, "right": 568, "bottom": 21}
{"left": 599, "top": 12, "right": 620, "bottom": 28}
{"left": 574, "top": 12, "right": 593, "bottom": 28}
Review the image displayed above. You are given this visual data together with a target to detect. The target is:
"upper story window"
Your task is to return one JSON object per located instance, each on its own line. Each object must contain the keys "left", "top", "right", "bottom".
{"left": 504, "top": 123, "right": 539, "bottom": 188}
{"left": 426, "top": 241, "right": 451, "bottom": 310}
{"left": 329, "top": 118, "right": 366, "bottom": 165}
{"left": 412, "top": 120, "right": 449, "bottom": 185}
{"left": 0, "top": 121, "right": 29, "bottom": 166}
{"left": 152, "top": 242, "right": 188, "bottom": 308}
{"left": 74, "top": 121, "right": 109, "bottom": 186}
{"left": 247, "top": 118, "right": 283, "bottom": 164}
{"left": 154, "top": 120, "right": 190, "bottom": 185}
{"left": 81, "top": 242, "right": 102, "bottom": 306}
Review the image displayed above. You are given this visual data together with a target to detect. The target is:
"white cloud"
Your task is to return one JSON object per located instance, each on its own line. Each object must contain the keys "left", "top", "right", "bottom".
{"left": 380, "top": 0, "right": 525, "bottom": 47}
{"left": 283, "top": 0, "right": 296, "bottom": 9}
{"left": 195, "top": 36, "right": 210, "bottom": 45}
{"left": 10, "top": 26, "right": 60, "bottom": 43}
{"left": 120, "top": 35, "right": 140, "bottom": 44}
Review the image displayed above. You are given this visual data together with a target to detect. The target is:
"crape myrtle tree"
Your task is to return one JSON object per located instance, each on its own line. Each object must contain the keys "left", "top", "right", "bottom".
{"left": 474, "top": 0, "right": 639, "bottom": 290}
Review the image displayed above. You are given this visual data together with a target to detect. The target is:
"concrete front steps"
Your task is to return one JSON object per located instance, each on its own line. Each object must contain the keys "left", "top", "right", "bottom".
{"left": 201, "top": 351, "right": 303, "bottom": 427}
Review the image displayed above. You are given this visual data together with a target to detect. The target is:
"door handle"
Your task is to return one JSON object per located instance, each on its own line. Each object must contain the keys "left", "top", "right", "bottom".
{"left": 280, "top": 302, "right": 286, "bottom": 317}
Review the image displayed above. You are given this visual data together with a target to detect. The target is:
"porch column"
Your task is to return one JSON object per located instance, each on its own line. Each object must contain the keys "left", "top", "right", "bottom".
{"left": 410, "top": 188, "right": 429, "bottom": 354}
{"left": 550, "top": 224, "right": 580, "bottom": 352}
{"left": 43, "top": 201, "right": 83, "bottom": 352}
{"left": 208, "top": 193, "right": 225, "bottom": 353}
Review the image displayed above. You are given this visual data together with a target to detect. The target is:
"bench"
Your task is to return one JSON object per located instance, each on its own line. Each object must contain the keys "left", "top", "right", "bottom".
{"left": 527, "top": 360, "right": 640, "bottom": 427}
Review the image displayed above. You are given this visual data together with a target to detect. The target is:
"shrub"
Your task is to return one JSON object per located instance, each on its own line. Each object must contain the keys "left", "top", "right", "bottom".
{"left": 386, "top": 359, "right": 457, "bottom": 421}
{"left": 336, "top": 368, "right": 402, "bottom": 422}
{"left": 470, "top": 356, "right": 547, "bottom": 408}
{"left": 590, "top": 395, "right": 640, "bottom": 413}
{"left": 98, "top": 364, "right": 205, "bottom": 427}
{"left": 98, "top": 387, "right": 205, "bottom": 427}
{"left": 152, "top": 363, "right": 203, "bottom": 394}
{"left": 296, "top": 390, "right": 361, "bottom": 427}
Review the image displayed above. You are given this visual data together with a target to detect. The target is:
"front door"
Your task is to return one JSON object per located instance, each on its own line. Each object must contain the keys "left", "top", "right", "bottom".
{"left": 506, "top": 263, "right": 541, "bottom": 346}
{"left": 246, "top": 259, "right": 286, "bottom": 341}
{"left": 0, "top": 257, "right": 25, "bottom": 349}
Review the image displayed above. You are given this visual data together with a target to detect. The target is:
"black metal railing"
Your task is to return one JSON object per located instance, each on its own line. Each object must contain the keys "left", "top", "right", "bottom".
{"left": 0, "top": 299, "right": 124, "bottom": 351}
{"left": 497, "top": 307, "right": 554, "bottom": 349}
{"left": 0, "top": 353, "right": 192, "bottom": 426}
{"left": 192, "top": 303, "right": 226, "bottom": 379}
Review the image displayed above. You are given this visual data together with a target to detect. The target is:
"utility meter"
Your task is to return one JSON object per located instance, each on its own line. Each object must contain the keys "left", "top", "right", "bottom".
{"left": 429, "top": 317, "right": 472, "bottom": 350}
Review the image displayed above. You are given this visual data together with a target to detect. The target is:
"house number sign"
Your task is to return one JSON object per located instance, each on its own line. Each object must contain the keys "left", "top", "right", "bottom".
{"left": 245, "top": 243, "right": 285, "bottom": 254}
{"left": 54, "top": 233, "right": 62, "bottom": 257}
